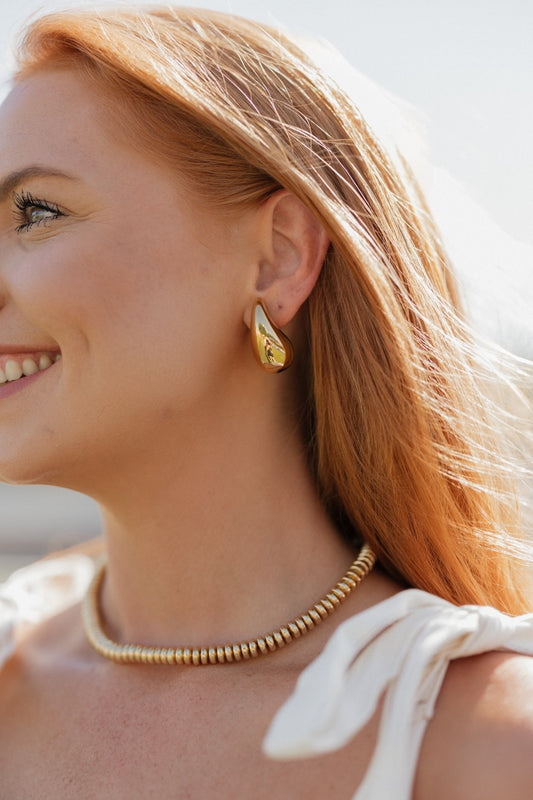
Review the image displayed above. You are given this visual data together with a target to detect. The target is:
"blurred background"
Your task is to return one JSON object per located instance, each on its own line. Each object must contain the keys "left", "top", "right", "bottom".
{"left": 0, "top": 0, "right": 531, "bottom": 579}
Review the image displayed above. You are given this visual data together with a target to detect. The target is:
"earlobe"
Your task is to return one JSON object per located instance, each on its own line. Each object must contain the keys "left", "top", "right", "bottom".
{"left": 254, "top": 190, "right": 330, "bottom": 328}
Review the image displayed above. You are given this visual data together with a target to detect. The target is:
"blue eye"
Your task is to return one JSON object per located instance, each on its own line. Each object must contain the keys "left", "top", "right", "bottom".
{"left": 12, "top": 190, "right": 64, "bottom": 233}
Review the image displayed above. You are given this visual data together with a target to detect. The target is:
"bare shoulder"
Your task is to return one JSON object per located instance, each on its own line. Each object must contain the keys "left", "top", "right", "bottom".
{"left": 415, "top": 650, "right": 533, "bottom": 800}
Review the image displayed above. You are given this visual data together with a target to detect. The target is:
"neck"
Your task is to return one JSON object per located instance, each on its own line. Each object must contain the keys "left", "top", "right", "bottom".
{"left": 88, "top": 376, "right": 355, "bottom": 649}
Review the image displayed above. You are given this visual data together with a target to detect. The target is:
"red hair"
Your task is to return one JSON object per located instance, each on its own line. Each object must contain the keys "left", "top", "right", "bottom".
{"left": 15, "top": 6, "right": 532, "bottom": 612}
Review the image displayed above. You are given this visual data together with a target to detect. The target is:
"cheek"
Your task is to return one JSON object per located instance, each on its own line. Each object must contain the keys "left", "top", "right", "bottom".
{"left": 8, "top": 217, "right": 246, "bottom": 388}
{"left": 6, "top": 227, "right": 159, "bottom": 336}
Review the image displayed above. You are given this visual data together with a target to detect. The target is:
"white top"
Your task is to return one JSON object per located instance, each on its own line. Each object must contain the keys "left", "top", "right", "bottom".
{"left": 2, "top": 555, "right": 533, "bottom": 799}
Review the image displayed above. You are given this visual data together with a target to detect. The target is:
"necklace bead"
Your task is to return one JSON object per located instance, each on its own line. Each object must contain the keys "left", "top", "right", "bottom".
{"left": 83, "top": 543, "right": 376, "bottom": 665}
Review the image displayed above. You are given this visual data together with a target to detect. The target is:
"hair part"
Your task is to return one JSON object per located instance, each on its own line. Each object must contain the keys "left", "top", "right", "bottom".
{"left": 15, "top": 5, "right": 533, "bottom": 613}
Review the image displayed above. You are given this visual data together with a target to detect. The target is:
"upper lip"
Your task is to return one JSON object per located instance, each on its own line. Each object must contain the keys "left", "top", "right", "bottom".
{"left": 0, "top": 345, "right": 60, "bottom": 354}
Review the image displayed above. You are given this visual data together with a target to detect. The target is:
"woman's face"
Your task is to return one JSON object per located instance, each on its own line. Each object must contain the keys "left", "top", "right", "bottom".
{"left": 0, "top": 69, "right": 260, "bottom": 488}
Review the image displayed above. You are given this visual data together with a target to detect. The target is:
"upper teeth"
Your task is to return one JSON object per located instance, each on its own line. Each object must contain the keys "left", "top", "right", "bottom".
{"left": 0, "top": 353, "right": 61, "bottom": 384}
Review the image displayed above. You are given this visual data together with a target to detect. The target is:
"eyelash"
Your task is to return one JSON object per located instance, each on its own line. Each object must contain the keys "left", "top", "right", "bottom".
{"left": 12, "top": 190, "right": 64, "bottom": 233}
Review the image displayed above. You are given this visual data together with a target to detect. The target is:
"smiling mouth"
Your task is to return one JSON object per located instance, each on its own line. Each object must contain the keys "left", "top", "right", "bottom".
{"left": 0, "top": 352, "right": 61, "bottom": 384}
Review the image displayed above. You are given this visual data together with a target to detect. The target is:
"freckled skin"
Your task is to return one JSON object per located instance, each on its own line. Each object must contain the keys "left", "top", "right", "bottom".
{"left": 0, "top": 69, "right": 258, "bottom": 489}
{"left": 0, "top": 69, "right": 384, "bottom": 797}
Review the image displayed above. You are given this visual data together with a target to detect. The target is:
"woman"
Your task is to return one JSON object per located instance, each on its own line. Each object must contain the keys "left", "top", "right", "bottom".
{"left": 0, "top": 6, "right": 532, "bottom": 798}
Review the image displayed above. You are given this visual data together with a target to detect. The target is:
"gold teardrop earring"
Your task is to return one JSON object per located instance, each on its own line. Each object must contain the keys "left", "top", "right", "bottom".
{"left": 251, "top": 299, "right": 293, "bottom": 373}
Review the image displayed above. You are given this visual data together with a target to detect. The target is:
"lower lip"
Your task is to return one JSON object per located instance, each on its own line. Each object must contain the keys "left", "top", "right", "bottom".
{"left": 0, "top": 367, "right": 54, "bottom": 399}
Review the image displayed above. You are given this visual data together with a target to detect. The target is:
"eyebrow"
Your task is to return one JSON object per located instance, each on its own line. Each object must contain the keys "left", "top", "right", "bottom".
{"left": 0, "top": 166, "right": 79, "bottom": 202}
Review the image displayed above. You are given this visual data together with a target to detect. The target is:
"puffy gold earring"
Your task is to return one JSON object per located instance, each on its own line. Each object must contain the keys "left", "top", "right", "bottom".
{"left": 251, "top": 300, "right": 293, "bottom": 373}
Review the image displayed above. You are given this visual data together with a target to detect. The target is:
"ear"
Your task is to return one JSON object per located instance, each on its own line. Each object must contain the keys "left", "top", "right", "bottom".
{"left": 245, "top": 190, "right": 330, "bottom": 328}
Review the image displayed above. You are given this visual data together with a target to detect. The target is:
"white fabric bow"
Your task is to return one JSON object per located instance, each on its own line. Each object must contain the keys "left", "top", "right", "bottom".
{"left": 263, "top": 589, "right": 533, "bottom": 798}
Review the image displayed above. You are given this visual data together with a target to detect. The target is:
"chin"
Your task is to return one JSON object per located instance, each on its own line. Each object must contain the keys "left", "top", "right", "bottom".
{"left": 0, "top": 461, "right": 62, "bottom": 487}
{"left": 0, "top": 439, "right": 75, "bottom": 488}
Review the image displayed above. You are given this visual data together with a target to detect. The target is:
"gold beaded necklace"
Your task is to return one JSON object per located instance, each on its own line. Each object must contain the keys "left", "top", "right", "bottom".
{"left": 83, "top": 543, "right": 375, "bottom": 666}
